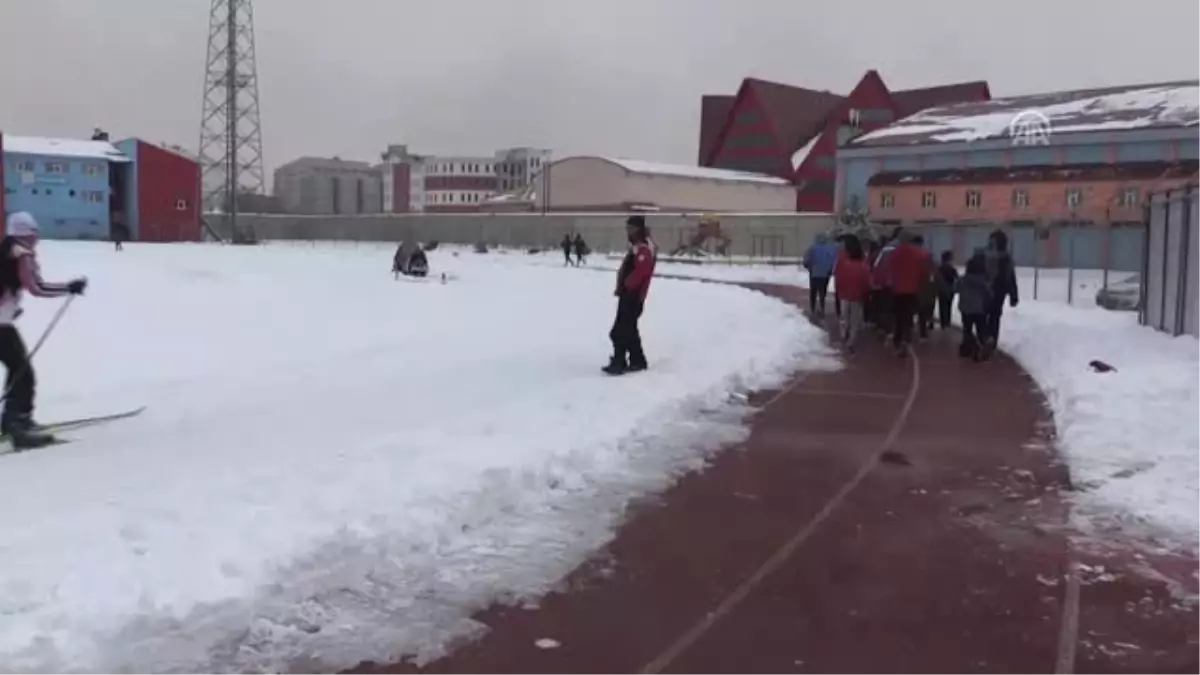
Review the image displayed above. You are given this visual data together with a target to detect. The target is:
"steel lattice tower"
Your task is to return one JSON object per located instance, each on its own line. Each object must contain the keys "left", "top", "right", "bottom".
{"left": 198, "top": 0, "right": 265, "bottom": 230}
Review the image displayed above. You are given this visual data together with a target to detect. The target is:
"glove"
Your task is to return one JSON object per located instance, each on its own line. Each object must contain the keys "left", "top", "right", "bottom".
{"left": 1009, "top": 297, "right": 1019, "bottom": 309}
{"left": 67, "top": 277, "right": 88, "bottom": 296}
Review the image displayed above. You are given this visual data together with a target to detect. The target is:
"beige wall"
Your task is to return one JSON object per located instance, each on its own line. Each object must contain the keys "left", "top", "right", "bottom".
{"left": 538, "top": 157, "right": 797, "bottom": 212}
{"left": 207, "top": 212, "right": 838, "bottom": 258}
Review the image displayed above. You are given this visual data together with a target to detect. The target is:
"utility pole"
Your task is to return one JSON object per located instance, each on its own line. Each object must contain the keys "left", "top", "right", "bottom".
{"left": 198, "top": 0, "right": 265, "bottom": 242}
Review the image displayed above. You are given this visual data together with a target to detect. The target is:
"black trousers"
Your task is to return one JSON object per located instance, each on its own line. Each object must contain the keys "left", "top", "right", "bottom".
{"left": 917, "top": 298, "right": 935, "bottom": 338}
{"left": 961, "top": 313, "right": 987, "bottom": 358}
{"left": 937, "top": 293, "right": 955, "bottom": 329}
{"left": 563, "top": 249, "right": 574, "bottom": 266}
{"left": 809, "top": 276, "right": 830, "bottom": 314}
{"left": 892, "top": 293, "right": 918, "bottom": 349}
{"left": 610, "top": 294, "right": 646, "bottom": 367}
{"left": 985, "top": 298, "right": 1005, "bottom": 344}
{"left": 0, "top": 325, "right": 35, "bottom": 427}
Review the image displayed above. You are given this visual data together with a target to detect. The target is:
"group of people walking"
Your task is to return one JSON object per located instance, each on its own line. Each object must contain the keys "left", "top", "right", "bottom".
{"left": 561, "top": 233, "right": 590, "bottom": 267}
{"left": 804, "top": 226, "right": 1020, "bottom": 359}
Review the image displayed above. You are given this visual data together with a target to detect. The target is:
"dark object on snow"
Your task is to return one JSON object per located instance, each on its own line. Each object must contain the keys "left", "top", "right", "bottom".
{"left": 393, "top": 242, "right": 429, "bottom": 278}
{"left": 424, "top": 240, "right": 439, "bottom": 251}
{"left": 527, "top": 247, "right": 543, "bottom": 255}
{"left": 1088, "top": 359, "right": 1117, "bottom": 373}
{"left": 474, "top": 241, "right": 489, "bottom": 254}
{"left": 880, "top": 450, "right": 912, "bottom": 466}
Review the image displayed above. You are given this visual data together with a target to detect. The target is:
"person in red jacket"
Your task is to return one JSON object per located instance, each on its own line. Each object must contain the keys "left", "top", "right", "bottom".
{"left": 604, "top": 215, "right": 657, "bottom": 375}
{"left": 885, "top": 229, "right": 929, "bottom": 355}
{"left": 833, "top": 235, "right": 871, "bottom": 353}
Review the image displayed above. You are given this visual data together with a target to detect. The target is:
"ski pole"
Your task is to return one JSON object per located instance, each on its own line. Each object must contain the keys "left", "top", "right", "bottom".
{"left": 0, "top": 295, "right": 76, "bottom": 404}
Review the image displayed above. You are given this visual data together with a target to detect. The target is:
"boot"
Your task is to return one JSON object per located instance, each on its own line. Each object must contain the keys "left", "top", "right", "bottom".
{"left": 602, "top": 355, "right": 628, "bottom": 376}
{"left": 2, "top": 415, "right": 55, "bottom": 450}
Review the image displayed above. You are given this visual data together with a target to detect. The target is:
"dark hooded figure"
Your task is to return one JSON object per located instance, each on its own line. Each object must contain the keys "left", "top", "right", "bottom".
{"left": 604, "top": 216, "right": 657, "bottom": 375}
{"left": 561, "top": 234, "right": 575, "bottom": 266}
{"left": 573, "top": 233, "right": 588, "bottom": 266}
{"left": 983, "top": 229, "right": 1020, "bottom": 349}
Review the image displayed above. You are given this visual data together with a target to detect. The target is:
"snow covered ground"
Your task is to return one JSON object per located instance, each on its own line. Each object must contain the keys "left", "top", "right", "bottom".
{"left": 0, "top": 242, "right": 838, "bottom": 672}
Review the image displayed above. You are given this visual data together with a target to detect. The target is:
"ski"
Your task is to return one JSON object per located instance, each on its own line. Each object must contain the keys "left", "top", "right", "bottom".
{"left": 0, "top": 406, "right": 146, "bottom": 456}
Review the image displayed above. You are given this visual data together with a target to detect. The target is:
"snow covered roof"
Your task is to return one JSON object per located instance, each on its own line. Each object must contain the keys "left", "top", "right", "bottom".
{"left": 590, "top": 157, "right": 791, "bottom": 186}
{"left": 790, "top": 134, "right": 821, "bottom": 171}
{"left": 850, "top": 80, "right": 1200, "bottom": 148}
{"left": 2, "top": 135, "right": 131, "bottom": 162}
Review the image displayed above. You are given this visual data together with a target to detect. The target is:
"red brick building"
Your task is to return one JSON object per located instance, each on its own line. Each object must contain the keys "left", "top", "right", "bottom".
{"left": 698, "top": 72, "right": 990, "bottom": 212}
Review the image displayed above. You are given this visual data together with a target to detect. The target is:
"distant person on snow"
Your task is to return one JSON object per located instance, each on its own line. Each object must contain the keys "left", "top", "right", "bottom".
{"left": 573, "top": 233, "right": 588, "bottom": 266}
{"left": 0, "top": 212, "right": 88, "bottom": 448}
{"left": 112, "top": 221, "right": 129, "bottom": 252}
{"left": 604, "top": 216, "right": 657, "bottom": 375}
{"left": 983, "top": 229, "right": 1020, "bottom": 353}
{"left": 802, "top": 233, "right": 837, "bottom": 317}
{"left": 957, "top": 252, "right": 993, "bottom": 361}
{"left": 393, "top": 242, "right": 408, "bottom": 279}
{"left": 561, "top": 234, "right": 575, "bottom": 267}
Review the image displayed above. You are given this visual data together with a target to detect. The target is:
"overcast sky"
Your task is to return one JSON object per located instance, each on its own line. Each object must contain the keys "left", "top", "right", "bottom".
{"left": 1, "top": 0, "right": 1197, "bottom": 178}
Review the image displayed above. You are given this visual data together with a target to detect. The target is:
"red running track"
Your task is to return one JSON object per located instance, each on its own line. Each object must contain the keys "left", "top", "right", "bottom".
{"left": 350, "top": 282, "right": 1198, "bottom": 674}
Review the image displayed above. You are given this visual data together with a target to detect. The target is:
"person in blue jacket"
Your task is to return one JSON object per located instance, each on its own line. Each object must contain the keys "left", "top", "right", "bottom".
{"left": 802, "top": 232, "right": 838, "bottom": 317}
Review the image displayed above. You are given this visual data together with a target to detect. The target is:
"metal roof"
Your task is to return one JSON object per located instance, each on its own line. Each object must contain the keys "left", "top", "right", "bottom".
{"left": 851, "top": 80, "right": 1200, "bottom": 148}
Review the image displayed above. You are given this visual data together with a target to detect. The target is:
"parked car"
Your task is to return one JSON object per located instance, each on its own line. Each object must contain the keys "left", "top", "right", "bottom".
{"left": 1095, "top": 274, "right": 1141, "bottom": 311}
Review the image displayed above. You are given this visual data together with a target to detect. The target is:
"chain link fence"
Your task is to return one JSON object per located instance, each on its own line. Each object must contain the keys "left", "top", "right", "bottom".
{"left": 1141, "top": 185, "right": 1198, "bottom": 337}
{"left": 909, "top": 221, "right": 1151, "bottom": 309}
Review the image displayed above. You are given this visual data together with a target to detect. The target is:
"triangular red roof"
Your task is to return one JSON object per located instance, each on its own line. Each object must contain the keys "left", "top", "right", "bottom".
{"left": 745, "top": 78, "right": 844, "bottom": 154}
{"left": 698, "top": 95, "right": 736, "bottom": 164}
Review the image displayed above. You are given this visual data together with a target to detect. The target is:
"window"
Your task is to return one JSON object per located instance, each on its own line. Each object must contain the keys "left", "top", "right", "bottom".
{"left": 1118, "top": 186, "right": 1140, "bottom": 208}
{"left": 848, "top": 108, "right": 862, "bottom": 127}
{"left": 965, "top": 189, "right": 982, "bottom": 209}
{"left": 45, "top": 162, "right": 67, "bottom": 174}
{"left": 84, "top": 190, "right": 106, "bottom": 204}
{"left": 82, "top": 164, "right": 102, "bottom": 176}
{"left": 15, "top": 161, "right": 34, "bottom": 173}
{"left": 921, "top": 191, "right": 937, "bottom": 209}
{"left": 880, "top": 192, "right": 895, "bottom": 209}
{"left": 1065, "top": 187, "right": 1083, "bottom": 209}
{"left": 175, "top": 198, "right": 188, "bottom": 211}
{"left": 1011, "top": 188, "right": 1030, "bottom": 209}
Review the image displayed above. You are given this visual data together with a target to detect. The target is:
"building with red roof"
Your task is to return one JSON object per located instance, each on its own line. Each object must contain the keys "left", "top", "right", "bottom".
{"left": 698, "top": 71, "right": 991, "bottom": 212}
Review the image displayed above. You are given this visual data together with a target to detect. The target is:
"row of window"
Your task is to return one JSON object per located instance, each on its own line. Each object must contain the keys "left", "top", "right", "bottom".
{"left": 879, "top": 186, "right": 1143, "bottom": 211}
{"left": 426, "top": 158, "right": 543, "bottom": 176}
{"left": 5, "top": 186, "right": 107, "bottom": 203}
{"left": 10, "top": 160, "right": 104, "bottom": 176}
{"left": 425, "top": 191, "right": 493, "bottom": 204}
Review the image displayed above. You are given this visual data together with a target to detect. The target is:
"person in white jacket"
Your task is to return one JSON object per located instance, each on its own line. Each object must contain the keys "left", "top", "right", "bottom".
{"left": 0, "top": 212, "right": 88, "bottom": 448}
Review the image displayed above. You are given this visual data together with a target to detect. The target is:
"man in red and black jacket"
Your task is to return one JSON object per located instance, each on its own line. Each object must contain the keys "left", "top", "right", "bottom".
{"left": 604, "top": 215, "right": 657, "bottom": 375}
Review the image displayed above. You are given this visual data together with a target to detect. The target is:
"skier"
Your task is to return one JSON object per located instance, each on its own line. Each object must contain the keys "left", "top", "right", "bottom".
{"left": 603, "top": 216, "right": 657, "bottom": 375}
{"left": 0, "top": 212, "right": 87, "bottom": 448}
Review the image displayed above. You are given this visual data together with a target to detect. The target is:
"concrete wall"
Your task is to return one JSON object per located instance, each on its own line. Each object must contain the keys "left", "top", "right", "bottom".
{"left": 540, "top": 157, "right": 797, "bottom": 212}
{"left": 206, "top": 212, "right": 838, "bottom": 258}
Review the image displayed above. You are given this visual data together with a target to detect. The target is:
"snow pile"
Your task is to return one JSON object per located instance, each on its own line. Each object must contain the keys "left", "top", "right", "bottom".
{"left": 0, "top": 242, "right": 838, "bottom": 673}
{"left": 986, "top": 302, "right": 1199, "bottom": 552}
{"left": 597, "top": 157, "right": 791, "bottom": 185}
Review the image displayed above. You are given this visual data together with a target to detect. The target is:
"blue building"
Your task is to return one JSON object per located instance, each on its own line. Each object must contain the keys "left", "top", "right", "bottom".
{"left": 1, "top": 135, "right": 131, "bottom": 239}
{"left": 834, "top": 81, "right": 1200, "bottom": 269}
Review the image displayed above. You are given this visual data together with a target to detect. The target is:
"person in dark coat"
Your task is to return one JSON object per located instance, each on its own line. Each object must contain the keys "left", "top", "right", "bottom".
{"left": 393, "top": 242, "right": 408, "bottom": 279}
{"left": 573, "top": 233, "right": 588, "bottom": 266}
{"left": 604, "top": 216, "right": 657, "bottom": 375}
{"left": 561, "top": 234, "right": 575, "bottom": 267}
{"left": 935, "top": 250, "right": 960, "bottom": 330}
{"left": 912, "top": 235, "right": 936, "bottom": 339}
{"left": 983, "top": 230, "right": 1020, "bottom": 352}
{"left": 958, "top": 252, "right": 993, "bottom": 361}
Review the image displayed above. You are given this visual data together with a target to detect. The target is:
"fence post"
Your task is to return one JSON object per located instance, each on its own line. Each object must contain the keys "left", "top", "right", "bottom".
{"left": 1172, "top": 188, "right": 1193, "bottom": 336}
{"left": 1139, "top": 196, "right": 1152, "bottom": 325}
{"left": 1067, "top": 221, "right": 1076, "bottom": 305}
{"left": 1033, "top": 220, "right": 1042, "bottom": 301}
{"left": 1101, "top": 222, "right": 1111, "bottom": 294}
{"left": 1158, "top": 193, "right": 1172, "bottom": 331}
